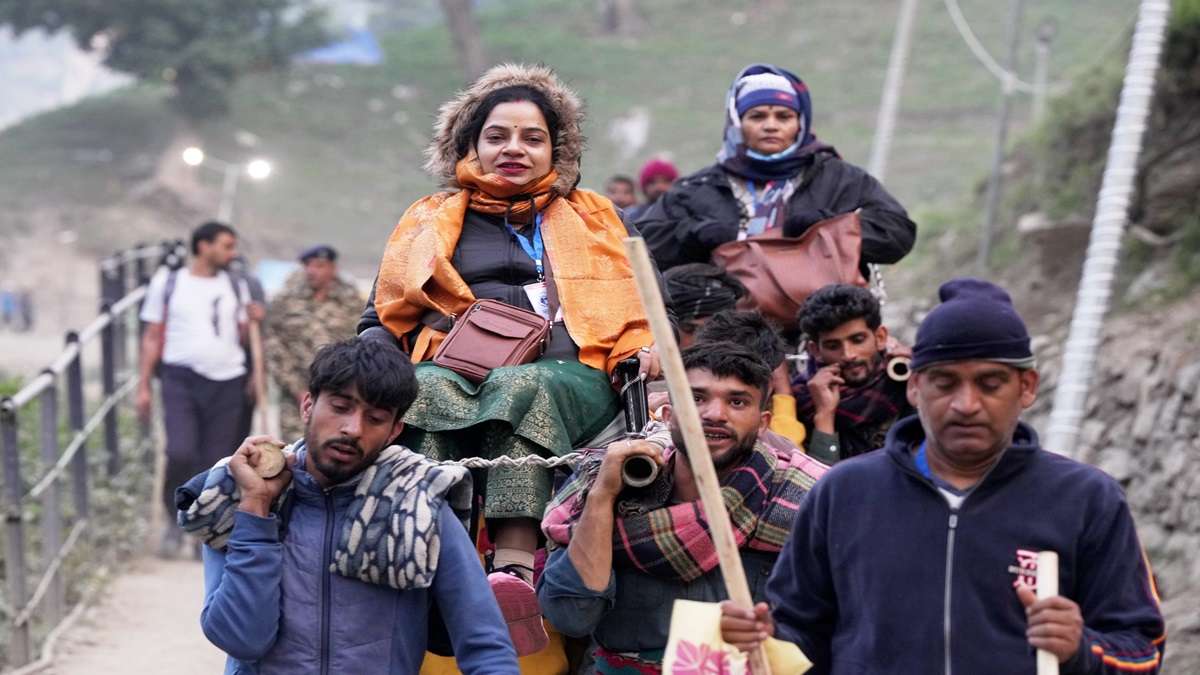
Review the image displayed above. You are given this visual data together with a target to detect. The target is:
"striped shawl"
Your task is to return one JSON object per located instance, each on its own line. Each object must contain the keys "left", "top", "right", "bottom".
{"left": 177, "top": 442, "right": 472, "bottom": 590}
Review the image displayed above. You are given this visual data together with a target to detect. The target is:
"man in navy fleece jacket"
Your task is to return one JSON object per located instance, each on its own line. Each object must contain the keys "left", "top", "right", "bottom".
{"left": 722, "top": 278, "right": 1165, "bottom": 674}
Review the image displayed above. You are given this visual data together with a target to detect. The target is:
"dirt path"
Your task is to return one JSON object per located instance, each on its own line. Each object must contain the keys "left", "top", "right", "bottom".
{"left": 0, "top": 330, "right": 74, "bottom": 379}
{"left": 45, "top": 557, "right": 226, "bottom": 675}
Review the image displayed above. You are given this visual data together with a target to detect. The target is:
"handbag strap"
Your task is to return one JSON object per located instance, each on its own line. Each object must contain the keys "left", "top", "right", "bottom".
{"left": 421, "top": 203, "right": 561, "bottom": 330}
{"left": 543, "top": 245, "right": 562, "bottom": 324}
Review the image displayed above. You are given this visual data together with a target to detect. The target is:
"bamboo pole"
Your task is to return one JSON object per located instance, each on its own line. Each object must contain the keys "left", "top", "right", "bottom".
{"left": 623, "top": 237, "right": 772, "bottom": 675}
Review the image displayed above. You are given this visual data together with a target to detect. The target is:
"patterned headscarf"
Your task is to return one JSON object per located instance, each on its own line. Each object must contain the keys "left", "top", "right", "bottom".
{"left": 718, "top": 63, "right": 833, "bottom": 184}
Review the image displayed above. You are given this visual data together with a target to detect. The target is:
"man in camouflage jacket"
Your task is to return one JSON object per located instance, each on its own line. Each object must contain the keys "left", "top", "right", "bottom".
{"left": 265, "top": 245, "right": 364, "bottom": 440}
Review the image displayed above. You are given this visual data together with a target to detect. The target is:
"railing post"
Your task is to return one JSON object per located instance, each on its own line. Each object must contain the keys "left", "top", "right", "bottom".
{"left": 100, "top": 304, "right": 120, "bottom": 476}
{"left": 65, "top": 332, "right": 89, "bottom": 520}
{"left": 134, "top": 247, "right": 149, "bottom": 288}
{"left": 113, "top": 259, "right": 129, "bottom": 375}
{"left": 38, "top": 382, "right": 65, "bottom": 627}
{"left": 99, "top": 257, "right": 119, "bottom": 309}
{"left": 1, "top": 402, "right": 32, "bottom": 666}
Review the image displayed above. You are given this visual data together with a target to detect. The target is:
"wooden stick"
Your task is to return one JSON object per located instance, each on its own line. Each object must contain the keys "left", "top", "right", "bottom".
{"left": 248, "top": 319, "right": 270, "bottom": 435}
{"left": 1037, "top": 551, "right": 1060, "bottom": 675}
{"left": 624, "top": 237, "right": 772, "bottom": 675}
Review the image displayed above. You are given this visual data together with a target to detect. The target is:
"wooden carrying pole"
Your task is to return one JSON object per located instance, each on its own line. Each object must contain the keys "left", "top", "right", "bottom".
{"left": 624, "top": 237, "right": 772, "bottom": 675}
{"left": 249, "top": 320, "right": 270, "bottom": 434}
{"left": 1037, "top": 551, "right": 1060, "bottom": 675}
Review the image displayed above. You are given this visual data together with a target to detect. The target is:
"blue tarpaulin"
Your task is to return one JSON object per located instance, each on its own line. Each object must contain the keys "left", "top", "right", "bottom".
{"left": 295, "top": 29, "right": 383, "bottom": 66}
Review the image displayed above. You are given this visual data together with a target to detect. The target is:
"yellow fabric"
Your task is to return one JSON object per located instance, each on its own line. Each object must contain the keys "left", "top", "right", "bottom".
{"left": 662, "top": 599, "right": 811, "bottom": 674}
{"left": 419, "top": 621, "right": 569, "bottom": 675}
{"left": 374, "top": 156, "right": 653, "bottom": 374}
{"left": 769, "top": 394, "right": 808, "bottom": 450}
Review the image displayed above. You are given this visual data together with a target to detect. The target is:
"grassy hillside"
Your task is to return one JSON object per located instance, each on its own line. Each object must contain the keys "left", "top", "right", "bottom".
{"left": 0, "top": 0, "right": 1136, "bottom": 273}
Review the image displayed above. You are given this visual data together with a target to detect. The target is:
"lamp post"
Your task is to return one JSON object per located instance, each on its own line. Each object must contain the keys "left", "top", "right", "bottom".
{"left": 181, "top": 147, "right": 273, "bottom": 222}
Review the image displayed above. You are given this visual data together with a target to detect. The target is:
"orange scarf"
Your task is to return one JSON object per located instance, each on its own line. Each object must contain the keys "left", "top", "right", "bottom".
{"left": 374, "top": 157, "right": 652, "bottom": 374}
{"left": 454, "top": 153, "right": 557, "bottom": 222}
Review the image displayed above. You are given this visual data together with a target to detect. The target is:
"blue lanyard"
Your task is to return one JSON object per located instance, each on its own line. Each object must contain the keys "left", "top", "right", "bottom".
{"left": 503, "top": 212, "right": 545, "bottom": 281}
{"left": 746, "top": 180, "right": 775, "bottom": 210}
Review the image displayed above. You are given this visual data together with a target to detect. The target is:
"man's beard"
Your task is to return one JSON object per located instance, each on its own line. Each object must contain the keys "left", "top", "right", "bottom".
{"left": 841, "top": 350, "right": 885, "bottom": 387}
{"left": 669, "top": 423, "right": 757, "bottom": 472}
{"left": 304, "top": 432, "right": 370, "bottom": 484}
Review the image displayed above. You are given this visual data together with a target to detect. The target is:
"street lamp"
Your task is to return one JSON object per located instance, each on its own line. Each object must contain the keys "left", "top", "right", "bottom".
{"left": 182, "top": 146, "right": 205, "bottom": 167}
{"left": 246, "top": 159, "right": 273, "bottom": 181}
{"left": 181, "top": 146, "right": 273, "bottom": 222}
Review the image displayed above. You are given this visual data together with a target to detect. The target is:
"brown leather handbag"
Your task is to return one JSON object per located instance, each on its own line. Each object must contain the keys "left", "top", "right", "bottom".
{"left": 432, "top": 299, "right": 551, "bottom": 384}
{"left": 710, "top": 211, "right": 868, "bottom": 330}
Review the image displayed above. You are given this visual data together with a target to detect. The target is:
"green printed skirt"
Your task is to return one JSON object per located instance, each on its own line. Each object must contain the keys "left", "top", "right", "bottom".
{"left": 400, "top": 360, "right": 618, "bottom": 521}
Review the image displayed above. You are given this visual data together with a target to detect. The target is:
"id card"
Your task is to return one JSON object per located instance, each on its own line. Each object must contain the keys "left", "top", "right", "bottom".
{"left": 523, "top": 282, "right": 563, "bottom": 321}
{"left": 741, "top": 215, "right": 769, "bottom": 239}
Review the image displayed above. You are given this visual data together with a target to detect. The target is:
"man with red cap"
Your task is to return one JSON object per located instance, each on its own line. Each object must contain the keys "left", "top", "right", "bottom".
{"left": 626, "top": 158, "right": 679, "bottom": 221}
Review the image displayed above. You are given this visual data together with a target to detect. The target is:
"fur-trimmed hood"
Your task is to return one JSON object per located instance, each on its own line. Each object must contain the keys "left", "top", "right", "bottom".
{"left": 424, "top": 63, "right": 586, "bottom": 196}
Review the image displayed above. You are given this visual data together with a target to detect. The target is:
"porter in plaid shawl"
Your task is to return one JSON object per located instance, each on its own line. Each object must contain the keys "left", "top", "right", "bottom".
{"left": 792, "top": 353, "right": 912, "bottom": 461}
{"left": 542, "top": 441, "right": 826, "bottom": 582}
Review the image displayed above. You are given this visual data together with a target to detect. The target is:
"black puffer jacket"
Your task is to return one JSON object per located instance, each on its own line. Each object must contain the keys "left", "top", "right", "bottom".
{"left": 358, "top": 211, "right": 674, "bottom": 363}
{"left": 634, "top": 154, "right": 916, "bottom": 272}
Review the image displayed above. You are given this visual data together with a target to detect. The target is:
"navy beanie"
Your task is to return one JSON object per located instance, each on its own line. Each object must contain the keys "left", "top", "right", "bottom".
{"left": 735, "top": 71, "right": 802, "bottom": 117}
{"left": 300, "top": 244, "right": 338, "bottom": 263}
{"left": 911, "top": 278, "right": 1034, "bottom": 371}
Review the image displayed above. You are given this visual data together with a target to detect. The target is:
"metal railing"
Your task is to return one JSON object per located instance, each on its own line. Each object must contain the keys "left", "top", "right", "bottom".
{"left": 1, "top": 240, "right": 185, "bottom": 670}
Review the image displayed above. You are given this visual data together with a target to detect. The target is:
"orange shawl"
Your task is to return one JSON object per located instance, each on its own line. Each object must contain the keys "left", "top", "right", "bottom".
{"left": 374, "top": 158, "right": 652, "bottom": 374}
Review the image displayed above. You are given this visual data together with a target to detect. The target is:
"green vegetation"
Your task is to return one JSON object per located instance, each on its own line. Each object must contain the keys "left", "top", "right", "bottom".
{"left": 0, "top": 0, "right": 1136, "bottom": 271}
{"left": 0, "top": 377, "right": 154, "bottom": 670}
{"left": 992, "top": 0, "right": 1200, "bottom": 297}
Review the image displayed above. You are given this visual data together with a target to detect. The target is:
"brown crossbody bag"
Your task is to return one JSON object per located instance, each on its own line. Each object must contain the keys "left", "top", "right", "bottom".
{"left": 430, "top": 250, "right": 560, "bottom": 384}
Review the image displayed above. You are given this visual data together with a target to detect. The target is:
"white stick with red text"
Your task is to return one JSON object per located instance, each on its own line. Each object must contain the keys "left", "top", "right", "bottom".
{"left": 1037, "top": 551, "right": 1060, "bottom": 675}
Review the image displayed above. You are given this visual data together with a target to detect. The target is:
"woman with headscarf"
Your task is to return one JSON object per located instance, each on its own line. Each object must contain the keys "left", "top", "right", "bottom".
{"left": 635, "top": 63, "right": 916, "bottom": 273}
{"left": 357, "top": 64, "right": 662, "bottom": 657}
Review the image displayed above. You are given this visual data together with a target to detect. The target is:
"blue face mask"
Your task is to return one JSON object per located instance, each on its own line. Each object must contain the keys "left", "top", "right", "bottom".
{"left": 746, "top": 138, "right": 804, "bottom": 162}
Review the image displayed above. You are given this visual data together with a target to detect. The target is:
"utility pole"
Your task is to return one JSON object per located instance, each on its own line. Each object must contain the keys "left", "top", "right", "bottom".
{"left": 1032, "top": 19, "right": 1058, "bottom": 124}
{"left": 867, "top": 0, "right": 921, "bottom": 182}
{"left": 978, "top": 0, "right": 1026, "bottom": 275}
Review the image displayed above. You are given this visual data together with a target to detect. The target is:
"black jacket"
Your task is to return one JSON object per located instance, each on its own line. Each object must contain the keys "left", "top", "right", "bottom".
{"left": 767, "top": 416, "right": 1165, "bottom": 674}
{"left": 359, "top": 209, "right": 673, "bottom": 362}
{"left": 634, "top": 155, "right": 916, "bottom": 272}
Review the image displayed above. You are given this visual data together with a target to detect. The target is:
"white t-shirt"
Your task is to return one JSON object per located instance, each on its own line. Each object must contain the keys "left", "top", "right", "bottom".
{"left": 140, "top": 268, "right": 249, "bottom": 381}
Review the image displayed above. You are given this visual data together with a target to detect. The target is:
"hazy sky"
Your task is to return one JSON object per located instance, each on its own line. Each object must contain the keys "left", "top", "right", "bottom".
{"left": 0, "top": 26, "right": 130, "bottom": 131}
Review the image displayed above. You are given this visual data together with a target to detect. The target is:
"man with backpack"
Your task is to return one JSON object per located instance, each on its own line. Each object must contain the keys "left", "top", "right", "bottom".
{"left": 137, "top": 221, "right": 263, "bottom": 557}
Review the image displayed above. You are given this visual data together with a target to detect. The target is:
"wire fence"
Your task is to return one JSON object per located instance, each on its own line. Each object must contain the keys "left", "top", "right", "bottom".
{"left": 0, "top": 240, "right": 185, "bottom": 671}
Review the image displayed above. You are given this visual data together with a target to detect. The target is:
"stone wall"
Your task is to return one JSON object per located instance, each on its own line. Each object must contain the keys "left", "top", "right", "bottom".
{"left": 1023, "top": 289, "right": 1200, "bottom": 672}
